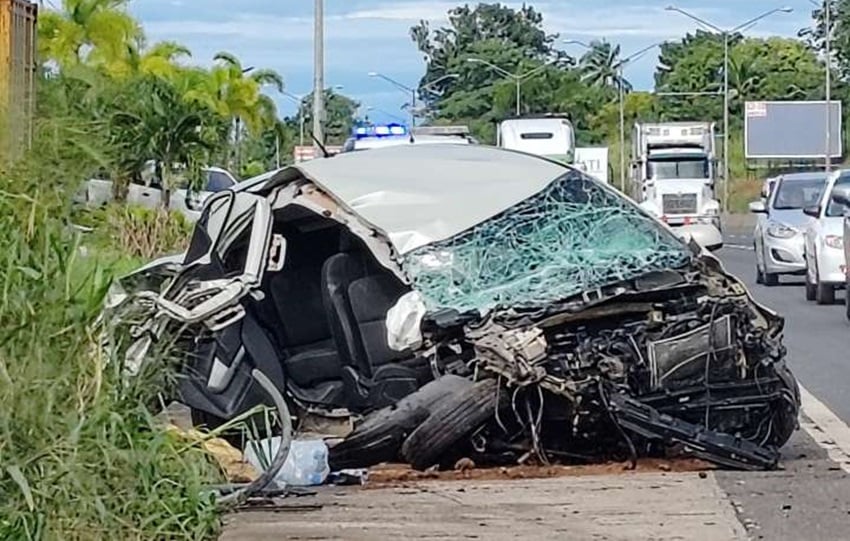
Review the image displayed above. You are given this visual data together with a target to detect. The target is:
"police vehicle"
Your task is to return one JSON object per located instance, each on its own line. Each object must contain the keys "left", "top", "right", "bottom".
{"left": 341, "top": 124, "right": 475, "bottom": 152}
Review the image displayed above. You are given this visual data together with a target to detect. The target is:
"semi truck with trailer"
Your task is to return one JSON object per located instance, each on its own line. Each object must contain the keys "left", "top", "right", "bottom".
{"left": 631, "top": 121, "right": 723, "bottom": 250}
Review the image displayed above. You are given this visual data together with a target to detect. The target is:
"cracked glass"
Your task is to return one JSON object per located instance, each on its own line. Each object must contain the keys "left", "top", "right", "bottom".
{"left": 402, "top": 170, "right": 693, "bottom": 314}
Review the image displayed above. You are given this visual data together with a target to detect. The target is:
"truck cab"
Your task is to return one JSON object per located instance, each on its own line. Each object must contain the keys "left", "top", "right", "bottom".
{"left": 497, "top": 115, "right": 575, "bottom": 164}
{"left": 632, "top": 122, "right": 722, "bottom": 250}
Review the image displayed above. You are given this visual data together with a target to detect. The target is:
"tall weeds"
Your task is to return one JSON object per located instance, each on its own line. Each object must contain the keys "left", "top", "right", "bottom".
{"left": 0, "top": 118, "right": 221, "bottom": 539}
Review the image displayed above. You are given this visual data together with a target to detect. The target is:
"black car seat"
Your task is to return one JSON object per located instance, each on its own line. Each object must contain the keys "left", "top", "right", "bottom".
{"left": 262, "top": 226, "right": 346, "bottom": 407}
{"left": 321, "top": 234, "right": 428, "bottom": 411}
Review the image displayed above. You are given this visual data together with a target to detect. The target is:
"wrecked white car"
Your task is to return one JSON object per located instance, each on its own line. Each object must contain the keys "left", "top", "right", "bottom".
{"left": 108, "top": 144, "right": 799, "bottom": 475}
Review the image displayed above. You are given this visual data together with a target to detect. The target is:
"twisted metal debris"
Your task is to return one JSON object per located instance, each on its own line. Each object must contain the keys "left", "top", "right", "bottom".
{"left": 403, "top": 171, "right": 693, "bottom": 314}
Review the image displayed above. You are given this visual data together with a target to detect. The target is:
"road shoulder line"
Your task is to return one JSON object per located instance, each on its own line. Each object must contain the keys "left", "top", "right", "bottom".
{"left": 799, "top": 384, "right": 850, "bottom": 473}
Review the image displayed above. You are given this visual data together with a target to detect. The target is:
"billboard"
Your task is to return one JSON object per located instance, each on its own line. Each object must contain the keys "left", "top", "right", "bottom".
{"left": 575, "top": 147, "right": 609, "bottom": 184}
{"left": 744, "top": 100, "right": 842, "bottom": 159}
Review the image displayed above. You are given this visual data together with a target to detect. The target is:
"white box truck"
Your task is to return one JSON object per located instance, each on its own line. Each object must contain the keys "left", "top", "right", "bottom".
{"left": 497, "top": 115, "right": 575, "bottom": 164}
{"left": 631, "top": 121, "right": 722, "bottom": 250}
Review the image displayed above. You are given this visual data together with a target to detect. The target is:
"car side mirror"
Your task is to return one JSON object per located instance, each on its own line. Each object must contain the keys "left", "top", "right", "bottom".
{"left": 831, "top": 186, "right": 850, "bottom": 208}
{"left": 748, "top": 200, "right": 767, "bottom": 213}
{"left": 803, "top": 205, "right": 821, "bottom": 218}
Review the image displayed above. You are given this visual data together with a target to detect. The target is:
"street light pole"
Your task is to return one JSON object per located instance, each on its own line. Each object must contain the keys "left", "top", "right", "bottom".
{"left": 368, "top": 72, "right": 458, "bottom": 127}
{"left": 665, "top": 5, "right": 793, "bottom": 211}
{"left": 723, "top": 33, "right": 729, "bottom": 207}
{"left": 466, "top": 58, "right": 558, "bottom": 116}
{"left": 619, "top": 65, "right": 626, "bottom": 190}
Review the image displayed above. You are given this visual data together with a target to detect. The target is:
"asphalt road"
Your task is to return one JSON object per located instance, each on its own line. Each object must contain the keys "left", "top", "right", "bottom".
{"left": 719, "top": 232, "right": 850, "bottom": 424}
{"left": 708, "top": 230, "right": 850, "bottom": 540}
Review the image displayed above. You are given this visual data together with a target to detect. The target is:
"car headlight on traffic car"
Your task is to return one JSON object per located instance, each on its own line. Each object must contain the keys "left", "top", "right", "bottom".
{"left": 824, "top": 235, "right": 844, "bottom": 249}
{"left": 767, "top": 222, "right": 796, "bottom": 239}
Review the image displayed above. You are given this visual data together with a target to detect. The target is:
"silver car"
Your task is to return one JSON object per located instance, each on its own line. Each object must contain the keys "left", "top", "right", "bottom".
{"left": 750, "top": 172, "right": 828, "bottom": 285}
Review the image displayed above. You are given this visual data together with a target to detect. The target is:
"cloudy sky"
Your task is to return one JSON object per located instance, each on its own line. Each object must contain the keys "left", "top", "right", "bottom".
{"left": 129, "top": 1, "right": 817, "bottom": 123}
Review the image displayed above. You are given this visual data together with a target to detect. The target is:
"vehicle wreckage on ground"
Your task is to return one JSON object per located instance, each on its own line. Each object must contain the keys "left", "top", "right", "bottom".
{"left": 106, "top": 144, "right": 800, "bottom": 483}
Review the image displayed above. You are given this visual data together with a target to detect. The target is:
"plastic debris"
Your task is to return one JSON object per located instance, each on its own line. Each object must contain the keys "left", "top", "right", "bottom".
{"left": 327, "top": 469, "right": 369, "bottom": 486}
{"left": 245, "top": 438, "right": 330, "bottom": 487}
{"left": 403, "top": 171, "right": 692, "bottom": 314}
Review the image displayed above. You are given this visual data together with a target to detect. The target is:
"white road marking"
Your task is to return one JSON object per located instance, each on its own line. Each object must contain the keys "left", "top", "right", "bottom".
{"left": 799, "top": 385, "right": 850, "bottom": 473}
{"left": 724, "top": 244, "right": 754, "bottom": 251}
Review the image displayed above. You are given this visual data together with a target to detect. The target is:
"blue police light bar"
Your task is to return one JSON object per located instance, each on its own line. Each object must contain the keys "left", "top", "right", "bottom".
{"left": 354, "top": 123, "right": 408, "bottom": 138}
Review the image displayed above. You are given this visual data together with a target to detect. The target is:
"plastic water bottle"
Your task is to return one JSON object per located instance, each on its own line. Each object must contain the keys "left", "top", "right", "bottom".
{"left": 244, "top": 438, "right": 330, "bottom": 487}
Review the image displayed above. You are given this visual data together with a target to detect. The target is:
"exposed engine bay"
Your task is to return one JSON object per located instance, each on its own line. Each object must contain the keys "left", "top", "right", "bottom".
{"left": 330, "top": 257, "right": 799, "bottom": 472}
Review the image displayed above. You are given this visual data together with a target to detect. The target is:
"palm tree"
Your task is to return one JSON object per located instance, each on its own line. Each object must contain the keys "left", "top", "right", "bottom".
{"left": 188, "top": 52, "right": 283, "bottom": 169}
{"left": 110, "top": 77, "right": 215, "bottom": 208}
{"left": 106, "top": 40, "right": 193, "bottom": 80}
{"left": 38, "top": 0, "right": 141, "bottom": 70}
{"left": 579, "top": 40, "right": 632, "bottom": 93}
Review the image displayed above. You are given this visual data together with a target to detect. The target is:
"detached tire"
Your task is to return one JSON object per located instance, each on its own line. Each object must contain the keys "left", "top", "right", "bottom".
{"left": 328, "top": 375, "right": 472, "bottom": 470}
{"left": 401, "top": 378, "right": 502, "bottom": 471}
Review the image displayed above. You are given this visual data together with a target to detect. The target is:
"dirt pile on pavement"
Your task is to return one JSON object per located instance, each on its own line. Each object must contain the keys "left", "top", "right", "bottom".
{"left": 365, "top": 457, "right": 714, "bottom": 488}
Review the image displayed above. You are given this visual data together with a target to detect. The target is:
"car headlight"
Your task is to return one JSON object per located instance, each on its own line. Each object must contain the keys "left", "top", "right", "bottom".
{"left": 767, "top": 222, "right": 796, "bottom": 239}
{"left": 824, "top": 235, "right": 844, "bottom": 249}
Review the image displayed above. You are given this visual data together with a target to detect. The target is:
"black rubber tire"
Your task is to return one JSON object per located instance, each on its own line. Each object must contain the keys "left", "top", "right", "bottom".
{"left": 328, "top": 375, "right": 473, "bottom": 470}
{"left": 763, "top": 272, "right": 779, "bottom": 286}
{"left": 401, "top": 378, "right": 502, "bottom": 471}
{"left": 755, "top": 265, "right": 764, "bottom": 285}
{"left": 805, "top": 271, "right": 817, "bottom": 301}
{"left": 816, "top": 280, "right": 836, "bottom": 305}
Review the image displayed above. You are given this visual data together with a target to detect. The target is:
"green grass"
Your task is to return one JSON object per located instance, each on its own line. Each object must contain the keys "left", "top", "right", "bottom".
{"left": 0, "top": 124, "right": 222, "bottom": 539}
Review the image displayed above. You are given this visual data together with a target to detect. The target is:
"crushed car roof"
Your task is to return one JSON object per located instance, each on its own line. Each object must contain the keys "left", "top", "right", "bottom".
{"left": 245, "top": 144, "right": 570, "bottom": 254}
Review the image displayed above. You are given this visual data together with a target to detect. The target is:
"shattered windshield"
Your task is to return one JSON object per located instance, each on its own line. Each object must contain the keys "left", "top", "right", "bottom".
{"left": 403, "top": 169, "right": 692, "bottom": 314}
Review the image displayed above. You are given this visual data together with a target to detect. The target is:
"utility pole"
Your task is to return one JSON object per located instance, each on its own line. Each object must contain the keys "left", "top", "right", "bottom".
{"left": 312, "top": 0, "right": 325, "bottom": 150}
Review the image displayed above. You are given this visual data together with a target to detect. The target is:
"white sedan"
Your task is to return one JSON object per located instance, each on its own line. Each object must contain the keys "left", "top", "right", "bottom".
{"left": 803, "top": 169, "right": 850, "bottom": 304}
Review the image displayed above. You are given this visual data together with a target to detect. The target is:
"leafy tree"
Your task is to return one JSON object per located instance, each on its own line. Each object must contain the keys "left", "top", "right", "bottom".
{"left": 799, "top": 0, "right": 848, "bottom": 79}
{"left": 410, "top": 3, "right": 560, "bottom": 105}
{"left": 109, "top": 77, "right": 217, "bottom": 207}
{"left": 653, "top": 32, "right": 822, "bottom": 126}
{"left": 580, "top": 40, "right": 631, "bottom": 92}
{"left": 38, "top": 0, "right": 141, "bottom": 70}
{"left": 297, "top": 89, "right": 361, "bottom": 145}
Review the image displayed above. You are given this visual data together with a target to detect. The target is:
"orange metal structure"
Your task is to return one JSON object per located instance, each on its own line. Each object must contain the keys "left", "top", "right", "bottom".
{"left": 0, "top": 0, "right": 36, "bottom": 152}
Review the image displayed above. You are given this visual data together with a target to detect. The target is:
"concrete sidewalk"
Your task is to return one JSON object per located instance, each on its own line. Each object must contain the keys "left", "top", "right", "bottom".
{"left": 222, "top": 471, "right": 745, "bottom": 541}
